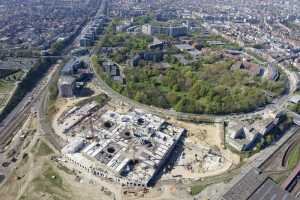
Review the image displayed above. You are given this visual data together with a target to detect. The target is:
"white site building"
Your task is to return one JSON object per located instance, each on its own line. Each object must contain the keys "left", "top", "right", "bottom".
{"left": 226, "top": 115, "right": 281, "bottom": 152}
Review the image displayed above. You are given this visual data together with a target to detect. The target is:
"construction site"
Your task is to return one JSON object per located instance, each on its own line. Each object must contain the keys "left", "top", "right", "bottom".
{"left": 54, "top": 99, "right": 185, "bottom": 187}
{"left": 51, "top": 96, "right": 239, "bottom": 189}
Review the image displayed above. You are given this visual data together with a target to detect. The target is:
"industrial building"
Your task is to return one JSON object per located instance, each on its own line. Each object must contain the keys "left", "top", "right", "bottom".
{"left": 222, "top": 168, "right": 297, "bottom": 200}
{"left": 60, "top": 107, "right": 186, "bottom": 187}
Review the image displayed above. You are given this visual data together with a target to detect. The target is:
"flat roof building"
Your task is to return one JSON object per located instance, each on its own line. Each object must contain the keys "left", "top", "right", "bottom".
{"left": 142, "top": 24, "right": 188, "bottom": 37}
{"left": 58, "top": 75, "right": 76, "bottom": 98}
{"left": 222, "top": 168, "right": 297, "bottom": 200}
{"left": 175, "top": 44, "right": 201, "bottom": 57}
{"left": 61, "top": 57, "right": 81, "bottom": 76}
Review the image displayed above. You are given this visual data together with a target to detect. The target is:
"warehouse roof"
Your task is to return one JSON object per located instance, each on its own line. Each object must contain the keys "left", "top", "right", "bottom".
{"left": 222, "top": 168, "right": 296, "bottom": 200}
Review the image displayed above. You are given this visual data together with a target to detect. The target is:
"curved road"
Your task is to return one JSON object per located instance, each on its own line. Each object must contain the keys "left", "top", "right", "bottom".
{"left": 90, "top": 55, "right": 295, "bottom": 123}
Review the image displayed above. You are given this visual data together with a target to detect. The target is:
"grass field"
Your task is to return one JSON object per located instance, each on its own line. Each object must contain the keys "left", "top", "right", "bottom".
{"left": 287, "top": 144, "right": 300, "bottom": 171}
{"left": 190, "top": 185, "right": 207, "bottom": 196}
{"left": 41, "top": 165, "right": 64, "bottom": 189}
{"left": 20, "top": 140, "right": 67, "bottom": 200}
{"left": 37, "top": 141, "right": 54, "bottom": 156}
{"left": 0, "top": 80, "right": 15, "bottom": 93}
{"left": 0, "top": 94, "right": 9, "bottom": 109}
{"left": 31, "top": 140, "right": 54, "bottom": 157}
{"left": 0, "top": 70, "right": 24, "bottom": 93}
{"left": 0, "top": 70, "right": 25, "bottom": 112}
{"left": 273, "top": 173, "right": 289, "bottom": 184}
{"left": 0, "top": 81, "right": 15, "bottom": 110}
{"left": 20, "top": 163, "right": 69, "bottom": 200}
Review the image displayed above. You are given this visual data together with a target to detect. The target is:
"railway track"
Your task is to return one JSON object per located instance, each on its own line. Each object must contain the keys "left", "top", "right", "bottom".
{"left": 0, "top": 4, "right": 97, "bottom": 151}
{"left": 259, "top": 128, "right": 300, "bottom": 171}
{"left": 35, "top": 1, "right": 106, "bottom": 151}
{"left": 0, "top": 89, "right": 42, "bottom": 150}
{"left": 0, "top": 109, "right": 30, "bottom": 148}
{"left": 282, "top": 137, "right": 300, "bottom": 168}
{"left": 263, "top": 169, "right": 289, "bottom": 176}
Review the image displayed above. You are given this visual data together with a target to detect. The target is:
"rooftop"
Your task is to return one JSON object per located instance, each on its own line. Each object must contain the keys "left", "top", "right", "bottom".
{"left": 58, "top": 75, "right": 76, "bottom": 85}
{"left": 61, "top": 57, "right": 81, "bottom": 75}
{"left": 223, "top": 168, "right": 296, "bottom": 200}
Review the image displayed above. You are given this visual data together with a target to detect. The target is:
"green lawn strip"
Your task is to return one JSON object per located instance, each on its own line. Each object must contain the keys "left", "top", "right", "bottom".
{"left": 0, "top": 80, "right": 15, "bottom": 93}
{"left": 273, "top": 173, "right": 289, "bottom": 184}
{"left": 190, "top": 184, "right": 209, "bottom": 196}
{"left": 287, "top": 144, "right": 300, "bottom": 171}
{"left": 29, "top": 163, "right": 69, "bottom": 199}
{"left": 42, "top": 165, "right": 64, "bottom": 188}
{"left": 31, "top": 140, "right": 54, "bottom": 156}
{"left": 37, "top": 141, "right": 54, "bottom": 156}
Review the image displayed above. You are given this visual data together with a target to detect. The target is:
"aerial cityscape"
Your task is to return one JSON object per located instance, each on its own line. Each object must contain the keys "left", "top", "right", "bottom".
{"left": 0, "top": 0, "right": 300, "bottom": 199}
